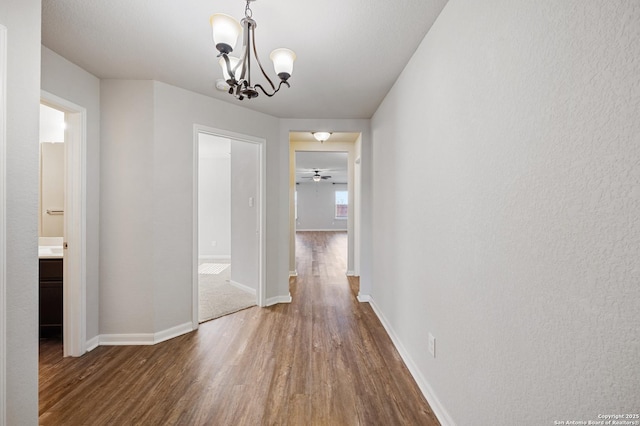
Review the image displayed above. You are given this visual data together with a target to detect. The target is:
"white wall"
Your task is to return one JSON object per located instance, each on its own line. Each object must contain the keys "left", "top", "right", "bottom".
{"left": 39, "top": 103, "right": 64, "bottom": 142}
{"left": 370, "top": 1, "right": 640, "bottom": 424}
{"left": 41, "top": 46, "right": 101, "bottom": 342}
{"left": 198, "top": 135, "right": 230, "bottom": 258}
{"left": 230, "top": 141, "right": 259, "bottom": 291}
{"left": 0, "top": 0, "right": 40, "bottom": 422}
{"left": 39, "top": 142, "right": 64, "bottom": 237}
{"left": 296, "top": 182, "right": 348, "bottom": 231}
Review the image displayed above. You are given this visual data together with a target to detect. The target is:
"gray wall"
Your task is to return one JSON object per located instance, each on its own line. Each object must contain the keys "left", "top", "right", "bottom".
{"left": 296, "top": 182, "right": 348, "bottom": 231}
{"left": 100, "top": 79, "right": 156, "bottom": 334}
{"left": 370, "top": 0, "right": 640, "bottom": 424}
{"left": 0, "top": 0, "right": 40, "bottom": 422}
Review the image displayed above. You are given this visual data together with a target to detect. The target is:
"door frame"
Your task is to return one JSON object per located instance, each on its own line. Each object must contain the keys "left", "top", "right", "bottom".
{"left": 0, "top": 23, "right": 7, "bottom": 425}
{"left": 289, "top": 136, "right": 361, "bottom": 277}
{"left": 192, "top": 124, "right": 266, "bottom": 329}
{"left": 40, "top": 91, "right": 87, "bottom": 357}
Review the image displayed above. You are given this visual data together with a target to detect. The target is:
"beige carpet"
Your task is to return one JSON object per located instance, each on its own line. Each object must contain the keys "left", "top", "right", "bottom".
{"left": 198, "top": 262, "right": 256, "bottom": 323}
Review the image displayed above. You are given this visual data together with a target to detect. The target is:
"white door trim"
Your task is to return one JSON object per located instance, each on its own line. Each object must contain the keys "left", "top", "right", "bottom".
{"left": 192, "top": 125, "right": 266, "bottom": 330}
{"left": 40, "top": 91, "right": 87, "bottom": 357}
{"left": 0, "top": 23, "right": 7, "bottom": 426}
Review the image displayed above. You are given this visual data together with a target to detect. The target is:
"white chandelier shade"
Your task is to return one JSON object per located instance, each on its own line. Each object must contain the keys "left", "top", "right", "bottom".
{"left": 218, "top": 55, "right": 244, "bottom": 82}
{"left": 270, "top": 48, "right": 296, "bottom": 80}
{"left": 209, "top": 14, "right": 242, "bottom": 54}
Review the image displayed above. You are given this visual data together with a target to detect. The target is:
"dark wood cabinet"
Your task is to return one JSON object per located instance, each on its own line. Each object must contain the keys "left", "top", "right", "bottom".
{"left": 39, "top": 258, "right": 63, "bottom": 337}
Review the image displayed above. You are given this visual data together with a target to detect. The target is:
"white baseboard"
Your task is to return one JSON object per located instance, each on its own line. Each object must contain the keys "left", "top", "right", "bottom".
{"left": 199, "top": 255, "right": 231, "bottom": 261}
{"left": 99, "top": 333, "right": 156, "bottom": 346}
{"left": 154, "top": 322, "right": 194, "bottom": 344}
{"left": 367, "top": 298, "right": 455, "bottom": 426}
{"left": 86, "top": 335, "right": 99, "bottom": 352}
{"left": 296, "top": 229, "right": 347, "bottom": 232}
{"left": 346, "top": 270, "right": 356, "bottom": 276}
{"left": 229, "top": 280, "right": 257, "bottom": 296}
{"left": 97, "top": 322, "right": 194, "bottom": 347}
{"left": 289, "top": 270, "right": 298, "bottom": 277}
{"left": 265, "top": 294, "right": 292, "bottom": 306}
{"left": 356, "top": 294, "right": 370, "bottom": 303}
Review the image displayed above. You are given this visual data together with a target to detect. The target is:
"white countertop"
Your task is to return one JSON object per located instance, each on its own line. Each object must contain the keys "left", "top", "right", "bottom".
{"left": 39, "top": 237, "right": 64, "bottom": 259}
{"left": 39, "top": 246, "right": 63, "bottom": 259}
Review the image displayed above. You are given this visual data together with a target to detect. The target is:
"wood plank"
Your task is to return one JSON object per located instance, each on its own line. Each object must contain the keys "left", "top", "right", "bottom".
{"left": 39, "top": 231, "right": 439, "bottom": 425}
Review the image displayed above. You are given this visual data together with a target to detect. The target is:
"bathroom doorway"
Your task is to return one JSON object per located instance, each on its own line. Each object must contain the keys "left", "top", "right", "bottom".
{"left": 39, "top": 93, "right": 87, "bottom": 357}
{"left": 192, "top": 126, "right": 265, "bottom": 327}
{"left": 38, "top": 103, "right": 65, "bottom": 344}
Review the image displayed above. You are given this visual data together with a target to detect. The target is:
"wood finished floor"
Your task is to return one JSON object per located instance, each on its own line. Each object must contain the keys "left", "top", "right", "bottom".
{"left": 39, "top": 231, "right": 439, "bottom": 425}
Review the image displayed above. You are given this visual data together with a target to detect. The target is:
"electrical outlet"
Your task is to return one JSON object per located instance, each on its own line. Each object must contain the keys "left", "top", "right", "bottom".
{"left": 428, "top": 333, "right": 436, "bottom": 358}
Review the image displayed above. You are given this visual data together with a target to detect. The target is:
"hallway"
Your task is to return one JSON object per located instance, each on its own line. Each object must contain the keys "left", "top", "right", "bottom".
{"left": 39, "top": 231, "right": 438, "bottom": 425}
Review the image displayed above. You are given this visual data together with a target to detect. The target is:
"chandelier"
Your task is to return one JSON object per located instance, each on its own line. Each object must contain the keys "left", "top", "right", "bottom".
{"left": 210, "top": 0, "right": 296, "bottom": 100}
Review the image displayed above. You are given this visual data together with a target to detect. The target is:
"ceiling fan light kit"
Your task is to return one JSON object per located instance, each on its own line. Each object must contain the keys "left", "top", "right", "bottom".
{"left": 302, "top": 169, "right": 332, "bottom": 182}
{"left": 210, "top": 0, "right": 296, "bottom": 100}
{"left": 312, "top": 132, "right": 332, "bottom": 143}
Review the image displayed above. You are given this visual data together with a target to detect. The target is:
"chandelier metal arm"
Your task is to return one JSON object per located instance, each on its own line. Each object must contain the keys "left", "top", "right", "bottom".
{"left": 220, "top": 54, "right": 237, "bottom": 83}
{"left": 254, "top": 80, "right": 290, "bottom": 97}
{"left": 251, "top": 28, "right": 276, "bottom": 91}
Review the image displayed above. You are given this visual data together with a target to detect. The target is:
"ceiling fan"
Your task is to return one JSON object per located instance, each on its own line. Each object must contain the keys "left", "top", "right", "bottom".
{"left": 301, "top": 170, "right": 332, "bottom": 182}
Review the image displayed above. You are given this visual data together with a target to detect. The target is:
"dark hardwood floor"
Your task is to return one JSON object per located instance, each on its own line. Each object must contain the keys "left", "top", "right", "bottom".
{"left": 39, "top": 231, "right": 439, "bottom": 425}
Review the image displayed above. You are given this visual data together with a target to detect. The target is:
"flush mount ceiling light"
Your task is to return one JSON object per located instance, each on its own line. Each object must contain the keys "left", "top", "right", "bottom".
{"left": 312, "top": 132, "right": 332, "bottom": 143}
{"left": 210, "top": 0, "right": 296, "bottom": 100}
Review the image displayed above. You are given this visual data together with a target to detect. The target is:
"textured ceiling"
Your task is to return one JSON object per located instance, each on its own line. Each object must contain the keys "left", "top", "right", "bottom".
{"left": 41, "top": 0, "right": 448, "bottom": 119}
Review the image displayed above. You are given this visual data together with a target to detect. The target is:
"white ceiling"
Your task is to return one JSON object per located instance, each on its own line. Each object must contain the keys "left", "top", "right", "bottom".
{"left": 41, "top": 0, "right": 448, "bottom": 119}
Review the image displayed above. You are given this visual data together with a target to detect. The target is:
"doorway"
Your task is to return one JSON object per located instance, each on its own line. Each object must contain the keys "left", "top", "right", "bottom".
{"left": 289, "top": 132, "right": 362, "bottom": 279}
{"left": 39, "top": 92, "right": 87, "bottom": 357}
{"left": 192, "top": 126, "right": 265, "bottom": 328}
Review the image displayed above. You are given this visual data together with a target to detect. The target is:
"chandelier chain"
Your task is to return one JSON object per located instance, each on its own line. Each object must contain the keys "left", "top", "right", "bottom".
{"left": 244, "top": 0, "right": 253, "bottom": 19}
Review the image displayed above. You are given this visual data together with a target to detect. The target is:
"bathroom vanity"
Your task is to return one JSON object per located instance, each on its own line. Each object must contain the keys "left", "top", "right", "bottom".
{"left": 39, "top": 238, "right": 63, "bottom": 337}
